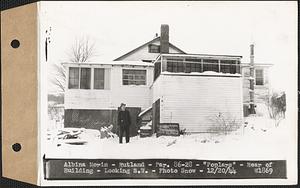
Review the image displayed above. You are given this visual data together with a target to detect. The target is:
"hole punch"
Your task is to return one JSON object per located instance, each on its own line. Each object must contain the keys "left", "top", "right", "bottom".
{"left": 11, "top": 39, "right": 20, "bottom": 48}
{"left": 12, "top": 143, "right": 21, "bottom": 152}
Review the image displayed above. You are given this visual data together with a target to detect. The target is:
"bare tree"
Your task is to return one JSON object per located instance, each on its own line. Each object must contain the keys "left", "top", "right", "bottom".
{"left": 50, "top": 63, "right": 66, "bottom": 93}
{"left": 68, "top": 37, "right": 96, "bottom": 62}
{"left": 50, "top": 36, "right": 96, "bottom": 92}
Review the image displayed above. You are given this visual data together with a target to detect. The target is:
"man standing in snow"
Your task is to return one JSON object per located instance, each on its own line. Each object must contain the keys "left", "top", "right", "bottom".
{"left": 118, "top": 103, "right": 131, "bottom": 144}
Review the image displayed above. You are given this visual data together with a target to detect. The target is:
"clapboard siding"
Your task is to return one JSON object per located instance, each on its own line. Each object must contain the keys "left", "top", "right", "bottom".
{"left": 65, "top": 65, "right": 153, "bottom": 110}
{"left": 242, "top": 67, "right": 270, "bottom": 104}
{"left": 151, "top": 76, "right": 163, "bottom": 103}
{"left": 154, "top": 75, "right": 243, "bottom": 133}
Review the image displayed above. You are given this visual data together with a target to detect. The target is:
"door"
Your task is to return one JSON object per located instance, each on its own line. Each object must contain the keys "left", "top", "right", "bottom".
{"left": 152, "top": 99, "right": 160, "bottom": 133}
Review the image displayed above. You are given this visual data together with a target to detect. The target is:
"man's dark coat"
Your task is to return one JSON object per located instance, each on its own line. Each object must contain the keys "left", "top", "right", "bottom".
{"left": 118, "top": 110, "right": 131, "bottom": 127}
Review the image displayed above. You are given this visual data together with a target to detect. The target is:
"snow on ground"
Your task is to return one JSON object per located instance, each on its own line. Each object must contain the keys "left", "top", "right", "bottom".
{"left": 46, "top": 115, "right": 289, "bottom": 160}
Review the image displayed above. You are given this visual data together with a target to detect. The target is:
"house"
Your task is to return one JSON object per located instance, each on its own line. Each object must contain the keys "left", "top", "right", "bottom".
{"left": 63, "top": 24, "right": 271, "bottom": 134}
{"left": 150, "top": 53, "right": 243, "bottom": 133}
{"left": 63, "top": 61, "right": 154, "bottom": 136}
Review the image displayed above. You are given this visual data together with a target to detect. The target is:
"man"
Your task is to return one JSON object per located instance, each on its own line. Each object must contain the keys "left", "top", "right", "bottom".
{"left": 118, "top": 103, "right": 131, "bottom": 143}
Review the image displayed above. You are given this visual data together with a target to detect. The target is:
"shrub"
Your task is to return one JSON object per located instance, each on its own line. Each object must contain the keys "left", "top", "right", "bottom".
{"left": 266, "top": 92, "right": 286, "bottom": 126}
{"left": 209, "top": 112, "right": 241, "bottom": 135}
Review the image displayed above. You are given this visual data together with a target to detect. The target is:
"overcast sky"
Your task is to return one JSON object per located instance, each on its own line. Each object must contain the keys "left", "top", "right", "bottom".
{"left": 41, "top": 1, "right": 297, "bottom": 92}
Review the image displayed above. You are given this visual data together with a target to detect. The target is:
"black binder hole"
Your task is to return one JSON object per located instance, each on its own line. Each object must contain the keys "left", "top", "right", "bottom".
{"left": 12, "top": 143, "right": 21, "bottom": 152}
{"left": 11, "top": 39, "right": 20, "bottom": 48}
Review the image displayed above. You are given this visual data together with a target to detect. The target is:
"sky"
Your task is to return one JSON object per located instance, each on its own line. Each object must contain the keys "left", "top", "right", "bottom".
{"left": 40, "top": 1, "right": 297, "bottom": 92}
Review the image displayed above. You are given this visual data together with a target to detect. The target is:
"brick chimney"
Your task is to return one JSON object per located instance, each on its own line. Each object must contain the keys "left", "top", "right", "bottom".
{"left": 249, "top": 44, "right": 255, "bottom": 114}
{"left": 160, "top": 24, "right": 169, "bottom": 54}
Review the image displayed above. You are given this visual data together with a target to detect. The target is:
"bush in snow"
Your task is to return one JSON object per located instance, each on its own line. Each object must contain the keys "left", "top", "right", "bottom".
{"left": 266, "top": 92, "right": 286, "bottom": 127}
{"left": 209, "top": 112, "right": 241, "bottom": 135}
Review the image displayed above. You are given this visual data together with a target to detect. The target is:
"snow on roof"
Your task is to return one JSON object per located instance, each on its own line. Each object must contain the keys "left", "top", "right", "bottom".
{"left": 160, "top": 53, "right": 242, "bottom": 59}
{"left": 62, "top": 61, "right": 154, "bottom": 67}
{"left": 241, "top": 63, "right": 273, "bottom": 67}
{"left": 138, "top": 106, "right": 152, "bottom": 117}
{"left": 162, "top": 71, "right": 242, "bottom": 77}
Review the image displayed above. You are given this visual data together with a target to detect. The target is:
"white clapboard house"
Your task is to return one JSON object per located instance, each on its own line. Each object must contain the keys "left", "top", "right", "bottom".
{"left": 63, "top": 25, "right": 271, "bottom": 134}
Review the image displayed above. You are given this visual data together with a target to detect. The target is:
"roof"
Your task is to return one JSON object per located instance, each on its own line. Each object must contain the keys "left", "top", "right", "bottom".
{"left": 62, "top": 61, "right": 154, "bottom": 67}
{"left": 162, "top": 71, "right": 242, "bottom": 77}
{"left": 241, "top": 63, "right": 273, "bottom": 67}
{"left": 113, "top": 37, "right": 186, "bottom": 61}
{"left": 156, "top": 53, "right": 242, "bottom": 61}
{"left": 172, "top": 53, "right": 243, "bottom": 58}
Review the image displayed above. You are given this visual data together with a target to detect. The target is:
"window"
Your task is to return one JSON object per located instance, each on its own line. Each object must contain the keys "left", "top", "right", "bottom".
{"left": 203, "top": 59, "right": 219, "bottom": 72}
{"left": 236, "top": 60, "right": 241, "bottom": 74}
{"left": 94, "top": 68, "right": 105, "bottom": 89}
{"left": 255, "top": 69, "right": 264, "bottom": 85}
{"left": 148, "top": 44, "right": 160, "bottom": 53}
{"left": 220, "top": 60, "right": 230, "bottom": 73}
{"left": 80, "top": 68, "right": 91, "bottom": 89}
{"left": 68, "top": 67, "right": 79, "bottom": 89}
{"left": 220, "top": 60, "right": 233, "bottom": 73}
{"left": 166, "top": 58, "right": 184, "bottom": 73}
{"left": 220, "top": 60, "right": 239, "bottom": 74}
{"left": 191, "top": 63, "right": 201, "bottom": 72}
{"left": 162, "top": 57, "right": 242, "bottom": 75}
{"left": 185, "top": 58, "right": 202, "bottom": 73}
{"left": 123, "top": 69, "right": 146, "bottom": 85}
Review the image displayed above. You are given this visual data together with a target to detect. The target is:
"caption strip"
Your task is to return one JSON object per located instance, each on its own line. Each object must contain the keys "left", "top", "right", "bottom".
{"left": 44, "top": 158, "right": 286, "bottom": 180}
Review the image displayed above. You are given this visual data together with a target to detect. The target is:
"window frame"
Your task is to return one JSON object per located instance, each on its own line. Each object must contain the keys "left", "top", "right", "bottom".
{"left": 161, "top": 56, "right": 241, "bottom": 75}
{"left": 255, "top": 69, "right": 264, "bottom": 86}
{"left": 94, "top": 68, "right": 105, "bottom": 90}
{"left": 80, "top": 68, "right": 91, "bottom": 89}
{"left": 203, "top": 59, "right": 219, "bottom": 72}
{"left": 122, "top": 69, "right": 147, "bottom": 86}
{"left": 68, "top": 67, "right": 80, "bottom": 89}
{"left": 68, "top": 67, "right": 92, "bottom": 90}
{"left": 148, "top": 44, "right": 160, "bottom": 53}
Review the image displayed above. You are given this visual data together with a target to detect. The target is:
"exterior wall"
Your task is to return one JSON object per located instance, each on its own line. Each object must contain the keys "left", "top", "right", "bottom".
{"left": 152, "top": 74, "right": 243, "bottom": 133}
{"left": 64, "top": 107, "right": 141, "bottom": 136}
{"left": 150, "top": 75, "right": 164, "bottom": 103}
{"left": 242, "top": 66, "right": 270, "bottom": 105}
{"left": 118, "top": 40, "right": 183, "bottom": 61}
{"left": 64, "top": 64, "right": 154, "bottom": 110}
{"left": 150, "top": 76, "right": 163, "bottom": 131}
{"left": 242, "top": 67, "right": 251, "bottom": 104}
{"left": 65, "top": 109, "right": 117, "bottom": 131}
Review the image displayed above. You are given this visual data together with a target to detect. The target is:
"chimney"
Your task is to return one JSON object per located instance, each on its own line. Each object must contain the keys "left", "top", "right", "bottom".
{"left": 160, "top": 24, "right": 169, "bottom": 54}
{"left": 249, "top": 44, "right": 255, "bottom": 114}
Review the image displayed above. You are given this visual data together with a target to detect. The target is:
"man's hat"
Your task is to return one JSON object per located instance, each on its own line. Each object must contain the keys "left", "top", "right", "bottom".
{"left": 120, "top": 103, "right": 126, "bottom": 107}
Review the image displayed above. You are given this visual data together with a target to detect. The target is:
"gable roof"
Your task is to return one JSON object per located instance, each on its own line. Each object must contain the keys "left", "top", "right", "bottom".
{"left": 114, "top": 37, "right": 186, "bottom": 61}
{"left": 62, "top": 60, "right": 154, "bottom": 67}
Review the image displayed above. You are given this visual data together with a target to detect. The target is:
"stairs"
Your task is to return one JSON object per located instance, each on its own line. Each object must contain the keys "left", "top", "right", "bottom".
{"left": 137, "top": 107, "right": 153, "bottom": 137}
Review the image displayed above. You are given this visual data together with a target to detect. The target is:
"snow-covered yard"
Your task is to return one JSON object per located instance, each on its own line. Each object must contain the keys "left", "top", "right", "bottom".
{"left": 45, "top": 115, "right": 289, "bottom": 160}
